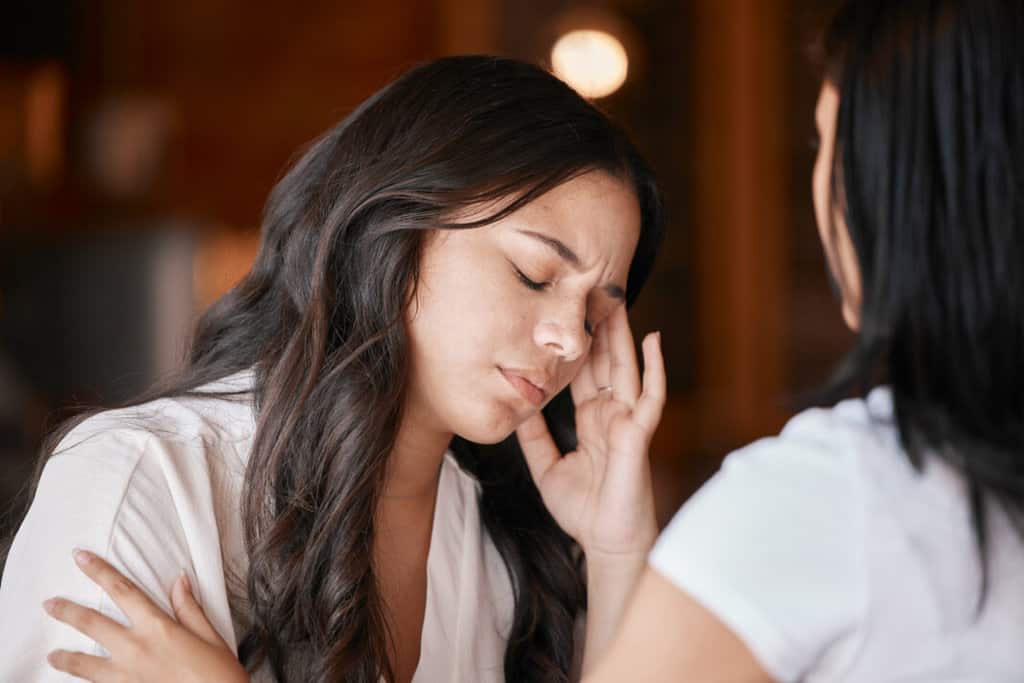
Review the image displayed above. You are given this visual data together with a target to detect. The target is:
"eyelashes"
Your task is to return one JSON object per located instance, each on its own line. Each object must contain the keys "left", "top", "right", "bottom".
{"left": 513, "top": 266, "right": 549, "bottom": 292}
{"left": 512, "top": 263, "right": 595, "bottom": 337}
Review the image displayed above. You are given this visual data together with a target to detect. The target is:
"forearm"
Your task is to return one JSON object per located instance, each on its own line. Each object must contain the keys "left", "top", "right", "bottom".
{"left": 580, "top": 543, "right": 653, "bottom": 675}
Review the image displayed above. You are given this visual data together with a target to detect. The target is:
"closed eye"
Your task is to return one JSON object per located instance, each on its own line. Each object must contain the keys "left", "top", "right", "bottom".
{"left": 512, "top": 264, "right": 550, "bottom": 291}
{"left": 511, "top": 260, "right": 595, "bottom": 336}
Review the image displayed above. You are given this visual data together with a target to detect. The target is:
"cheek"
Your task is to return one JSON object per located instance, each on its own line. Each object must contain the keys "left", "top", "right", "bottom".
{"left": 411, "top": 263, "right": 525, "bottom": 363}
{"left": 812, "top": 156, "right": 830, "bottom": 235}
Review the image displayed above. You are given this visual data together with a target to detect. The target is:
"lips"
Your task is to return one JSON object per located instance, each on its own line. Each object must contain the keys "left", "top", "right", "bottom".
{"left": 499, "top": 368, "right": 550, "bottom": 407}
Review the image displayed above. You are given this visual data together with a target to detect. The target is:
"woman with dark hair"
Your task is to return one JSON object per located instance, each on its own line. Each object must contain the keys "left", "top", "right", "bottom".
{"left": 0, "top": 56, "right": 666, "bottom": 682}
{"left": 585, "top": 1, "right": 1024, "bottom": 681}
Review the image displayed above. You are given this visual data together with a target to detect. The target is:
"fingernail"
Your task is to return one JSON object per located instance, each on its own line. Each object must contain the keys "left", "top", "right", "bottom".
{"left": 72, "top": 548, "right": 93, "bottom": 565}
{"left": 42, "top": 598, "right": 58, "bottom": 614}
{"left": 180, "top": 571, "right": 192, "bottom": 594}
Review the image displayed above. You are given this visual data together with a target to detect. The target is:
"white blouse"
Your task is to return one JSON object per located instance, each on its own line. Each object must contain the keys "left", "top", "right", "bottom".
{"left": 0, "top": 371, "right": 516, "bottom": 682}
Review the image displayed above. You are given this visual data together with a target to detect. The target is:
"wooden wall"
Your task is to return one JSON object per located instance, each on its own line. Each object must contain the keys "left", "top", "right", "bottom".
{"left": 0, "top": 0, "right": 851, "bottom": 526}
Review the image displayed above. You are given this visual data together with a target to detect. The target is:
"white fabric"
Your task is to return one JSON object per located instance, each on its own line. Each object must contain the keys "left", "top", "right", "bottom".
{"left": 650, "top": 387, "right": 1024, "bottom": 682}
{"left": 0, "top": 371, "right": 515, "bottom": 682}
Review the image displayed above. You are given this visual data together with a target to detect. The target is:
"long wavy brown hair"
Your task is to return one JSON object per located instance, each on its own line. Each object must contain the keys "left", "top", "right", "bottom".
{"left": 37, "top": 56, "right": 663, "bottom": 681}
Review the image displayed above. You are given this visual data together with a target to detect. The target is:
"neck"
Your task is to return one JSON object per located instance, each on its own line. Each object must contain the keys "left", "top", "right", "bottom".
{"left": 382, "top": 402, "right": 452, "bottom": 502}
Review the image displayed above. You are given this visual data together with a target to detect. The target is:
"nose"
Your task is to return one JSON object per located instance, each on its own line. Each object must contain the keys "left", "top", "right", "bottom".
{"left": 534, "top": 316, "right": 586, "bottom": 363}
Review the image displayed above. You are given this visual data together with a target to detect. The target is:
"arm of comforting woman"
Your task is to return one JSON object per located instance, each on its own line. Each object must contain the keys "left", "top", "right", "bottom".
{"left": 583, "top": 567, "right": 776, "bottom": 683}
{"left": 583, "top": 376, "right": 868, "bottom": 682}
{"left": 44, "top": 550, "right": 249, "bottom": 683}
{"left": 516, "top": 305, "right": 664, "bottom": 676}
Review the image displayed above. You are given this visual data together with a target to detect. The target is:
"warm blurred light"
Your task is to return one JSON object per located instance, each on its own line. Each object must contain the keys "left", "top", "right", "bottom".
{"left": 193, "top": 229, "right": 260, "bottom": 311}
{"left": 551, "top": 29, "right": 628, "bottom": 99}
{"left": 86, "top": 96, "right": 174, "bottom": 200}
{"left": 24, "top": 63, "right": 65, "bottom": 187}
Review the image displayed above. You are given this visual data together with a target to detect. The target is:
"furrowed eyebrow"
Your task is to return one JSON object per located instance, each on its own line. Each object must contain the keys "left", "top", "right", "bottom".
{"left": 515, "top": 229, "right": 626, "bottom": 300}
{"left": 516, "top": 229, "right": 581, "bottom": 267}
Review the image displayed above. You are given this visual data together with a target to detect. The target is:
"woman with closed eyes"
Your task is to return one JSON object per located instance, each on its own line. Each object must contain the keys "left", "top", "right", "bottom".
{"left": 0, "top": 55, "right": 666, "bottom": 683}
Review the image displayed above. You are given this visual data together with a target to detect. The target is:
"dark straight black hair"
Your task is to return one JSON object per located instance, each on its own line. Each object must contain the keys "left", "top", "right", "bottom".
{"left": 820, "top": 0, "right": 1024, "bottom": 595}
{"left": 30, "top": 56, "right": 663, "bottom": 682}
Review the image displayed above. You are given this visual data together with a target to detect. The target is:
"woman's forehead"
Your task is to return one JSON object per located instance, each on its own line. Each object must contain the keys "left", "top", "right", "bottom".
{"left": 497, "top": 172, "right": 640, "bottom": 260}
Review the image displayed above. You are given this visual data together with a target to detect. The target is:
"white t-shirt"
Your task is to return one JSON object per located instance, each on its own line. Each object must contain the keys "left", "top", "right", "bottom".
{"left": 0, "top": 371, "right": 515, "bottom": 682}
{"left": 650, "top": 387, "right": 1024, "bottom": 682}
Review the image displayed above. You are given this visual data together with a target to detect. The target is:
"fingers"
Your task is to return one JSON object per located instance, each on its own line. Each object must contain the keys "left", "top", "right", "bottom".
{"left": 571, "top": 320, "right": 605, "bottom": 404}
{"left": 47, "top": 649, "right": 114, "bottom": 681}
{"left": 571, "top": 356, "right": 598, "bottom": 406}
{"left": 72, "top": 549, "right": 168, "bottom": 625}
{"left": 634, "top": 332, "right": 666, "bottom": 434}
{"left": 171, "top": 573, "right": 228, "bottom": 649}
{"left": 589, "top": 311, "right": 613, "bottom": 391}
{"left": 43, "top": 597, "right": 125, "bottom": 652}
{"left": 516, "top": 412, "right": 561, "bottom": 484}
{"left": 605, "top": 306, "right": 641, "bottom": 405}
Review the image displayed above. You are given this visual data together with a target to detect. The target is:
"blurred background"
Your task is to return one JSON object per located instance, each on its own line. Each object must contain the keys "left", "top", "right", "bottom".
{"left": 0, "top": 0, "right": 849, "bottom": 537}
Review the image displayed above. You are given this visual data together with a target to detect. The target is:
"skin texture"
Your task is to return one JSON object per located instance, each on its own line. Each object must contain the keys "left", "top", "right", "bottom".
{"left": 400, "top": 169, "right": 640, "bottom": 454}
{"left": 44, "top": 170, "right": 666, "bottom": 682}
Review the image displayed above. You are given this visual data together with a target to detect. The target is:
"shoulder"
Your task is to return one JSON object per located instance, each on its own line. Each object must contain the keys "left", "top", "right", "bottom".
{"left": 659, "top": 388, "right": 901, "bottom": 552}
{"left": 777, "top": 386, "right": 897, "bottom": 453}
{"left": 22, "top": 378, "right": 256, "bottom": 579}
{"left": 28, "top": 376, "right": 256, "bottom": 547}
{"left": 709, "top": 387, "right": 899, "bottom": 497}
{"left": 652, "top": 395, "right": 878, "bottom": 570}
{"left": 647, "top": 391, "right": 901, "bottom": 681}
{"left": 0, "top": 380, "right": 254, "bottom": 673}
{"left": 51, "top": 375, "right": 256, "bottom": 477}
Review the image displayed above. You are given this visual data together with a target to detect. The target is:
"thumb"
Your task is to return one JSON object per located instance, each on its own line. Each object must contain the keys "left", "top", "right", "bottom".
{"left": 516, "top": 412, "right": 560, "bottom": 486}
{"left": 171, "top": 573, "right": 229, "bottom": 649}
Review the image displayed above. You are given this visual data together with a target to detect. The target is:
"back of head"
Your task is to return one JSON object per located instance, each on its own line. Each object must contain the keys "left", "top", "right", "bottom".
{"left": 821, "top": 0, "right": 1024, "bottom": 567}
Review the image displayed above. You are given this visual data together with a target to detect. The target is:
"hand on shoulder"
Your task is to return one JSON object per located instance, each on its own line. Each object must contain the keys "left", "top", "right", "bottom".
{"left": 44, "top": 549, "right": 249, "bottom": 683}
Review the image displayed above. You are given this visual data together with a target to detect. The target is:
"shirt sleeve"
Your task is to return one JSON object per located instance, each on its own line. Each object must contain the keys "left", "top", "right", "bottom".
{"left": 0, "top": 425, "right": 198, "bottom": 682}
{"left": 648, "top": 413, "right": 867, "bottom": 682}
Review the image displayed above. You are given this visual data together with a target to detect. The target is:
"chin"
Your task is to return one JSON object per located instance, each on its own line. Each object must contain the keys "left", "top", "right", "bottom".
{"left": 452, "top": 403, "right": 525, "bottom": 445}
{"left": 457, "top": 431, "right": 514, "bottom": 446}
{"left": 454, "top": 422, "right": 517, "bottom": 446}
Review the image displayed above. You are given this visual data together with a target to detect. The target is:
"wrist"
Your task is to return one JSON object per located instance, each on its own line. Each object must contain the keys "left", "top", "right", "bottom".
{"left": 584, "top": 546, "right": 650, "bottom": 586}
{"left": 580, "top": 532, "right": 655, "bottom": 676}
{"left": 580, "top": 523, "right": 657, "bottom": 574}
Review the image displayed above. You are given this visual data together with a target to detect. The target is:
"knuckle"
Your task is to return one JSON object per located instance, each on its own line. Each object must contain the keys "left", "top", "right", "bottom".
{"left": 67, "top": 655, "right": 88, "bottom": 677}
{"left": 109, "top": 575, "right": 137, "bottom": 598}
{"left": 75, "top": 606, "right": 96, "bottom": 629}
{"left": 155, "top": 614, "right": 174, "bottom": 636}
{"left": 144, "top": 611, "right": 177, "bottom": 641}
